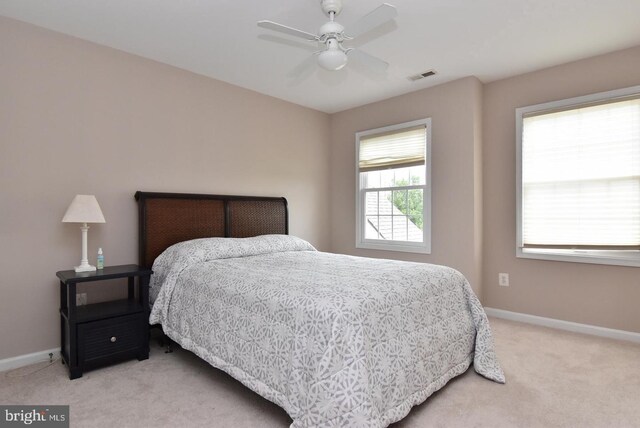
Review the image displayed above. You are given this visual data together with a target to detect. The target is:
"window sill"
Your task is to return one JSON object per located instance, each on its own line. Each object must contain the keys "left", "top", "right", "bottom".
{"left": 517, "top": 248, "right": 640, "bottom": 268}
{"left": 357, "top": 240, "right": 431, "bottom": 254}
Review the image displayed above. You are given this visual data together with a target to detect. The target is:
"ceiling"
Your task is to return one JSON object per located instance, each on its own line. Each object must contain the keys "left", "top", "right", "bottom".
{"left": 2, "top": 0, "right": 640, "bottom": 113}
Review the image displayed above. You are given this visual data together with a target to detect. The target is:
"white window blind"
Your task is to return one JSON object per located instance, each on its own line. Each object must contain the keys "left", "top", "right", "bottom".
{"left": 521, "top": 97, "right": 640, "bottom": 250}
{"left": 358, "top": 125, "right": 426, "bottom": 172}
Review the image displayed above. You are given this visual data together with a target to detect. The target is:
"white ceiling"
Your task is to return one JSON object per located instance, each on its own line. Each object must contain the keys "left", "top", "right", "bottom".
{"left": 2, "top": 0, "right": 640, "bottom": 113}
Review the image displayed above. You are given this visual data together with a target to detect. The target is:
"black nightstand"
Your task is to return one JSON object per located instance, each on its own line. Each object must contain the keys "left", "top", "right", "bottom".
{"left": 57, "top": 264, "right": 152, "bottom": 379}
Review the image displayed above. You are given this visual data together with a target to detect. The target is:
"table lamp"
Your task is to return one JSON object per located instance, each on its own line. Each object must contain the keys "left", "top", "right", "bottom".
{"left": 62, "top": 194, "right": 106, "bottom": 272}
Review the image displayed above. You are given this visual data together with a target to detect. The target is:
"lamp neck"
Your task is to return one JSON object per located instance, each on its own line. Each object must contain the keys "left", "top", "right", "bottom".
{"left": 79, "top": 223, "right": 90, "bottom": 268}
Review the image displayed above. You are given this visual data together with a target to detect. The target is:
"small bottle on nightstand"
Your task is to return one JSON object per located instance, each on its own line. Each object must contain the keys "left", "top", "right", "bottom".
{"left": 97, "top": 248, "right": 104, "bottom": 269}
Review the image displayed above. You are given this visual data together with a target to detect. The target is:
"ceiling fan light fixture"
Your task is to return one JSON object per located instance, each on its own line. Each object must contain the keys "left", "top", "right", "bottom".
{"left": 318, "top": 49, "right": 348, "bottom": 71}
{"left": 318, "top": 38, "right": 347, "bottom": 71}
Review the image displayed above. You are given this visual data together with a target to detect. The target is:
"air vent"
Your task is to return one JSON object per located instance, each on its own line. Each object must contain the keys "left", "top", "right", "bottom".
{"left": 408, "top": 70, "right": 437, "bottom": 81}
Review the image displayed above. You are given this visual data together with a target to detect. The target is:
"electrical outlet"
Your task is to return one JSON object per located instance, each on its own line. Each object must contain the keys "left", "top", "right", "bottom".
{"left": 76, "top": 293, "right": 87, "bottom": 306}
{"left": 498, "top": 273, "right": 509, "bottom": 287}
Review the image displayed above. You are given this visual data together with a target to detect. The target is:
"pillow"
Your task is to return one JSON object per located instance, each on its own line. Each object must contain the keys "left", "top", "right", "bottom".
{"left": 148, "top": 235, "right": 315, "bottom": 305}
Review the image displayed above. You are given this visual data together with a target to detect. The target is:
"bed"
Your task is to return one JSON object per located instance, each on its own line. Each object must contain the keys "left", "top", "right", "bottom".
{"left": 135, "top": 191, "right": 504, "bottom": 428}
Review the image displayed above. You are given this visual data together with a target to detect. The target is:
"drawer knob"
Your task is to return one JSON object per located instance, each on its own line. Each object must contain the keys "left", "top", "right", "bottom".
{"left": 110, "top": 336, "right": 117, "bottom": 343}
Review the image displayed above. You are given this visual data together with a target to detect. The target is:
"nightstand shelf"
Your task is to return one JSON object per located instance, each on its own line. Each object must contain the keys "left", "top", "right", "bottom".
{"left": 57, "top": 264, "right": 152, "bottom": 379}
{"left": 60, "top": 299, "right": 144, "bottom": 323}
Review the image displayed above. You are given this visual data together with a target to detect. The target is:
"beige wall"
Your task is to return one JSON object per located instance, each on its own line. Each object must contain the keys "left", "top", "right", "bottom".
{"left": 482, "top": 46, "right": 640, "bottom": 332}
{"left": 0, "top": 17, "right": 331, "bottom": 359}
{"left": 329, "top": 77, "right": 484, "bottom": 294}
{"left": 2, "top": 15, "right": 639, "bottom": 362}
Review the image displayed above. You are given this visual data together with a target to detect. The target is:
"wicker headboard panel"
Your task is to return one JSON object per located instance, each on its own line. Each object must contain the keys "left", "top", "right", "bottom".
{"left": 135, "top": 191, "right": 288, "bottom": 268}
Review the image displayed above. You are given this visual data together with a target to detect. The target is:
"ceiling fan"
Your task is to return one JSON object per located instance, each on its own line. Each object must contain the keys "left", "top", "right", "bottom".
{"left": 257, "top": 0, "right": 397, "bottom": 73}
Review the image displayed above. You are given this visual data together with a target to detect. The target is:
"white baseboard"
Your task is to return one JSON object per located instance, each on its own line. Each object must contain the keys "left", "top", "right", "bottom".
{"left": 3, "top": 309, "right": 638, "bottom": 371}
{"left": 0, "top": 348, "right": 60, "bottom": 373}
{"left": 485, "top": 307, "right": 640, "bottom": 344}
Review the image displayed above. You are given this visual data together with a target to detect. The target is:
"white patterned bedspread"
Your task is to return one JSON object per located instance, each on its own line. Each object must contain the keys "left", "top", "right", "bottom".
{"left": 150, "top": 235, "right": 504, "bottom": 427}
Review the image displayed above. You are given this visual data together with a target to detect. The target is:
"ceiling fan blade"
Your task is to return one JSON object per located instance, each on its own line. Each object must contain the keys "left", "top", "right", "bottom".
{"left": 287, "top": 53, "right": 319, "bottom": 84}
{"left": 347, "top": 48, "right": 389, "bottom": 74}
{"left": 258, "top": 34, "right": 319, "bottom": 52}
{"left": 346, "top": 3, "right": 398, "bottom": 39}
{"left": 257, "top": 20, "right": 318, "bottom": 41}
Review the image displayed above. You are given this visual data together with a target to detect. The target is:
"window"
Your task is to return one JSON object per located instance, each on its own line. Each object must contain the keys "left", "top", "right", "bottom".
{"left": 356, "top": 118, "right": 431, "bottom": 253}
{"left": 516, "top": 86, "right": 640, "bottom": 267}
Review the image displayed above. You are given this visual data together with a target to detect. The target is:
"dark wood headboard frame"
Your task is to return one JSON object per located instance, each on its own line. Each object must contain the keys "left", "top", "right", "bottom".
{"left": 135, "top": 191, "right": 289, "bottom": 269}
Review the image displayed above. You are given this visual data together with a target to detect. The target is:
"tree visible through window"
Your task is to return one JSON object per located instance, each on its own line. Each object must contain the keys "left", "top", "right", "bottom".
{"left": 391, "top": 177, "right": 424, "bottom": 230}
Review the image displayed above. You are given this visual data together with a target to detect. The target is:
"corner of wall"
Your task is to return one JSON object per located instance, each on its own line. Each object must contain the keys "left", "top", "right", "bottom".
{"left": 472, "top": 77, "right": 484, "bottom": 301}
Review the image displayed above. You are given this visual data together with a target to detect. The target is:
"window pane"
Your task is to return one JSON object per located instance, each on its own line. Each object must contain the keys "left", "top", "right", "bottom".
{"left": 379, "top": 191, "right": 392, "bottom": 215}
{"left": 378, "top": 215, "right": 392, "bottom": 240}
{"left": 408, "top": 189, "right": 424, "bottom": 230}
{"left": 380, "top": 170, "right": 394, "bottom": 188}
{"left": 361, "top": 170, "right": 381, "bottom": 189}
{"left": 365, "top": 216, "right": 379, "bottom": 239}
{"left": 392, "top": 216, "right": 408, "bottom": 241}
{"left": 392, "top": 190, "right": 408, "bottom": 214}
{"left": 409, "top": 216, "right": 423, "bottom": 242}
{"left": 365, "top": 191, "right": 378, "bottom": 215}
{"left": 393, "top": 166, "right": 410, "bottom": 187}
{"left": 409, "top": 166, "right": 426, "bottom": 185}
{"left": 363, "top": 165, "right": 426, "bottom": 189}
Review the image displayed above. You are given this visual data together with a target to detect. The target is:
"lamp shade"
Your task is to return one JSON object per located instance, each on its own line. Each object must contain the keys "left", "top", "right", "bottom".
{"left": 62, "top": 195, "right": 106, "bottom": 223}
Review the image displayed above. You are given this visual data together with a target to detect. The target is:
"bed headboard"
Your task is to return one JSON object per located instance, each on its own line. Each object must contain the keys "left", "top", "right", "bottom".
{"left": 135, "top": 191, "right": 289, "bottom": 269}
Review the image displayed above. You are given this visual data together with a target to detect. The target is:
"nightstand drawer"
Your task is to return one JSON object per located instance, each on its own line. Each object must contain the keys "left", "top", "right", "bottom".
{"left": 78, "top": 314, "right": 143, "bottom": 362}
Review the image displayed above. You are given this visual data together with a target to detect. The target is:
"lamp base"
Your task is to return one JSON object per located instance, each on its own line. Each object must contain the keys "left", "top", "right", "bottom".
{"left": 74, "top": 264, "right": 97, "bottom": 273}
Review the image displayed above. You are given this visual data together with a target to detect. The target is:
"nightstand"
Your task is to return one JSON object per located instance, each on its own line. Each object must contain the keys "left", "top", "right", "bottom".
{"left": 57, "top": 264, "right": 152, "bottom": 379}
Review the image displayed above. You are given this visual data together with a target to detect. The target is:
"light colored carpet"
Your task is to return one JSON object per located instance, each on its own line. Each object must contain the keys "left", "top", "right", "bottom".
{"left": 1, "top": 318, "right": 639, "bottom": 427}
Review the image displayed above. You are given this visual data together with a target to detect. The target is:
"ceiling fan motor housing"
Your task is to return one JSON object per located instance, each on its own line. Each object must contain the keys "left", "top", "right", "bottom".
{"left": 319, "top": 21, "right": 345, "bottom": 40}
{"left": 321, "top": 0, "right": 343, "bottom": 16}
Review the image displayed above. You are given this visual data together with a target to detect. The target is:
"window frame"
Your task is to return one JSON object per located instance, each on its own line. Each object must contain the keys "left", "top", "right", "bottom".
{"left": 355, "top": 118, "right": 432, "bottom": 254}
{"left": 516, "top": 85, "right": 640, "bottom": 268}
